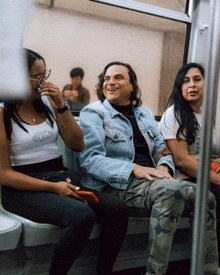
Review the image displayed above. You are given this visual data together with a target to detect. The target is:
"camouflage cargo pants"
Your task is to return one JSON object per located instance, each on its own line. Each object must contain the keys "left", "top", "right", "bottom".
{"left": 106, "top": 176, "right": 218, "bottom": 275}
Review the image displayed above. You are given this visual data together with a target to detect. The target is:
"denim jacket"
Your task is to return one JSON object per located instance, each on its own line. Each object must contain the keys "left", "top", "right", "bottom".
{"left": 79, "top": 99, "right": 175, "bottom": 191}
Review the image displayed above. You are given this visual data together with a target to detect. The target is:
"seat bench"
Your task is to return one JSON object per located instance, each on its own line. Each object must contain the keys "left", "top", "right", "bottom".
{"left": 0, "top": 127, "right": 192, "bottom": 274}
{"left": 0, "top": 188, "right": 191, "bottom": 275}
{"left": 0, "top": 212, "right": 22, "bottom": 251}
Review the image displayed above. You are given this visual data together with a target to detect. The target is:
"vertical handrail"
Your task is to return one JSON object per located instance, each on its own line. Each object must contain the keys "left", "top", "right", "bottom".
{"left": 190, "top": 0, "right": 220, "bottom": 274}
{"left": 49, "top": 0, "right": 54, "bottom": 9}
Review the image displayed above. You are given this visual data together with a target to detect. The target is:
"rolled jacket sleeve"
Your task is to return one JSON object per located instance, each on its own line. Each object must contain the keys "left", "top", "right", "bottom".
{"left": 150, "top": 128, "right": 175, "bottom": 175}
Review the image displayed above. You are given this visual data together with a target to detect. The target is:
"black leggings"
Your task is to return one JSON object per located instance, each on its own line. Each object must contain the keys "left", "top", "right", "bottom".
{"left": 2, "top": 185, "right": 129, "bottom": 275}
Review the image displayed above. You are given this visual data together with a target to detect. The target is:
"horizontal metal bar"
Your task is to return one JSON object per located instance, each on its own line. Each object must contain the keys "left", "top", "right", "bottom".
{"left": 90, "top": 0, "right": 191, "bottom": 23}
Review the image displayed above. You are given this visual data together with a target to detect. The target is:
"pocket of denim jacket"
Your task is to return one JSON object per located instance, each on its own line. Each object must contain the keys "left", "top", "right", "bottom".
{"left": 105, "top": 127, "right": 127, "bottom": 157}
{"left": 105, "top": 127, "right": 126, "bottom": 142}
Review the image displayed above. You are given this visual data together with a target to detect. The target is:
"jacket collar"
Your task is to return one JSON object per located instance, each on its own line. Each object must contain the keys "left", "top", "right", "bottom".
{"left": 103, "top": 99, "right": 148, "bottom": 117}
{"left": 103, "top": 99, "right": 122, "bottom": 117}
{"left": 102, "top": 99, "right": 145, "bottom": 118}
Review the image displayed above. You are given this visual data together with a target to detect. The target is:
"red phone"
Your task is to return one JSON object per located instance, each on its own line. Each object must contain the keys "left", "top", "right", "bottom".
{"left": 75, "top": 190, "right": 99, "bottom": 204}
{"left": 211, "top": 162, "right": 220, "bottom": 173}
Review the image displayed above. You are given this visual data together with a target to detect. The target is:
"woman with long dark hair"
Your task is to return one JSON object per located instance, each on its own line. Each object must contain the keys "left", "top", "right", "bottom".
{"left": 159, "top": 62, "right": 220, "bottom": 264}
{"left": 0, "top": 49, "right": 128, "bottom": 275}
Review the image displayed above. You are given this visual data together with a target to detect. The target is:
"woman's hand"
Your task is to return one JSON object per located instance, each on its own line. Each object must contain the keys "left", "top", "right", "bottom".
{"left": 133, "top": 165, "right": 165, "bottom": 181}
{"left": 52, "top": 182, "right": 84, "bottom": 201}
{"left": 211, "top": 159, "right": 220, "bottom": 173}
{"left": 39, "top": 81, "right": 65, "bottom": 109}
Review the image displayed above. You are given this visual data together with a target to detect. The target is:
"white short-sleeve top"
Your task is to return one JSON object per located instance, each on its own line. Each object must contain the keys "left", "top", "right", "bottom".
{"left": 159, "top": 105, "right": 202, "bottom": 159}
{"left": 0, "top": 96, "right": 62, "bottom": 166}
{"left": 159, "top": 105, "right": 219, "bottom": 179}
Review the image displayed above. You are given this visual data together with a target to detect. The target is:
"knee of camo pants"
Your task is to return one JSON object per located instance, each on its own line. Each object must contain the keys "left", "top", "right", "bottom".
{"left": 150, "top": 179, "right": 186, "bottom": 232}
{"left": 181, "top": 181, "right": 216, "bottom": 218}
{"left": 147, "top": 179, "right": 186, "bottom": 274}
{"left": 180, "top": 180, "right": 218, "bottom": 275}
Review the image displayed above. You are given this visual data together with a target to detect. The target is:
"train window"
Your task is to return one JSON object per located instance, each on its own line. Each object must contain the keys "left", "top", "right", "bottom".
{"left": 129, "top": 0, "right": 188, "bottom": 13}
{"left": 30, "top": 1, "right": 189, "bottom": 115}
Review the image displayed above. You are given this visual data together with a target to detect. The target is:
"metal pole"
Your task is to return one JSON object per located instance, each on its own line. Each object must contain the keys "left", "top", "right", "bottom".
{"left": 190, "top": 0, "right": 220, "bottom": 274}
{"left": 49, "top": 0, "right": 54, "bottom": 9}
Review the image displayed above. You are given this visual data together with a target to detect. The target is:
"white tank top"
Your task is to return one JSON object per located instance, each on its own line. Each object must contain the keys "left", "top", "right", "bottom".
{"left": 1, "top": 97, "right": 62, "bottom": 166}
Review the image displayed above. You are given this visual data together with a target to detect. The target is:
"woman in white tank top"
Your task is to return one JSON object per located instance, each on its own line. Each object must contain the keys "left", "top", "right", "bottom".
{"left": 0, "top": 49, "right": 128, "bottom": 275}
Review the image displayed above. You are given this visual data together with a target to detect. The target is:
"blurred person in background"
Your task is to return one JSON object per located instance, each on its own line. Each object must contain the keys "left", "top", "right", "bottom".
{"left": 62, "top": 67, "right": 90, "bottom": 112}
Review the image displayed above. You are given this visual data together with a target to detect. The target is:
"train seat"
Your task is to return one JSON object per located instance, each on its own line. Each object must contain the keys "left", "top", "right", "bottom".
{"left": 0, "top": 139, "right": 191, "bottom": 274}
{"left": 0, "top": 211, "right": 22, "bottom": 251}
{"left": 3, "top": 214, "right": 62, "bottom": 247}
{"left": 0, "top": 184, "right": 101, "bottom": 248}
{"left": 0, "top": 184, "right": 62, "bottom": 247}
{"left": 0, "top": 133, "right": 101, "bottom": 249}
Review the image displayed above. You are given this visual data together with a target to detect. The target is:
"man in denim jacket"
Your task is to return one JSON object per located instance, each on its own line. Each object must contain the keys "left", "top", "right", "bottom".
{"left": 79, "top": 61, "right": 218, "bottom": 275}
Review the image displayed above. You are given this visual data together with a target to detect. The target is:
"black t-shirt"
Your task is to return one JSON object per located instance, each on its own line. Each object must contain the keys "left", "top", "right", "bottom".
{"left": 111, "top": 104, "right": 154, "bottom": 168}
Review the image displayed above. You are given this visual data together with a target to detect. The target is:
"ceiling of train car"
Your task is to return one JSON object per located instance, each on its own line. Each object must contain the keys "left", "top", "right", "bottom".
{"left": 34, "top": 0, "right": 187, "bottom": 33}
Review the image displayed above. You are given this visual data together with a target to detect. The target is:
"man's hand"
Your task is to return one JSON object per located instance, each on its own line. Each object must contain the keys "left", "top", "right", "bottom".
{"left": 133, "top": 165, "right": 165, "bottom": 181}
{"left": 64, "top": 90, "right": 79, "bottom": 102}
{"left": 68, "top": 90, "right": 78, "bottom": 101}
{"left": 157, "top": 165, "right": 172, "bottom": 179}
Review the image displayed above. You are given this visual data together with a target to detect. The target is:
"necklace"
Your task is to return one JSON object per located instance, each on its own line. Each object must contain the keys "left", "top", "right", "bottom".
{"left": 16, "top": 103, "right": 37, "bottom": 122}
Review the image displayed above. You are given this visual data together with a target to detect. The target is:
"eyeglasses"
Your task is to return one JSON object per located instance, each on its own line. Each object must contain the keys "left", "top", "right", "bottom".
{"left": 29, "top": 69, "right": 51, "bottom": 85}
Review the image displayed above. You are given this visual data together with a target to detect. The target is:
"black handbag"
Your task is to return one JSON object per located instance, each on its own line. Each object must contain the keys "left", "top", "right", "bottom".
{"left": 38, "top": 170, "right": 81, "bottom": 187}
{"left": 39, "top": 170, "right": 99, "bottom": 203}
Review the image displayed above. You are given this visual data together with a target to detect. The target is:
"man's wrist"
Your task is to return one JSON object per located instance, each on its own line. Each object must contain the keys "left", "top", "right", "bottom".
{"left": 161, "top": 163, "right": 173, "bottom": 175}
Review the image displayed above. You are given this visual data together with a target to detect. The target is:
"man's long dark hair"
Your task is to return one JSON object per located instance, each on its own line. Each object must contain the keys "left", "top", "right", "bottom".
{"left": 165, "top": 62, "right": 204, "bottom": 145}
{"left": 95, "top": 61, "right": 142, "bottom": 107}
{"left": 4, "top": 49, "right": 55, "bottom": 140}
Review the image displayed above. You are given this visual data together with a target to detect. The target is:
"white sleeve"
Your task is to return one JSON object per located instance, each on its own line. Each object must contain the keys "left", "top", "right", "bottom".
{"left": 159, "top": 105, "right": 184, "bottom": 141}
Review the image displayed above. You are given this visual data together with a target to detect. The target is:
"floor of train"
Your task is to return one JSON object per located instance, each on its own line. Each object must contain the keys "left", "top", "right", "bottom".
{"left": 112, "top": 259, "right": 191, "bottom": 275}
